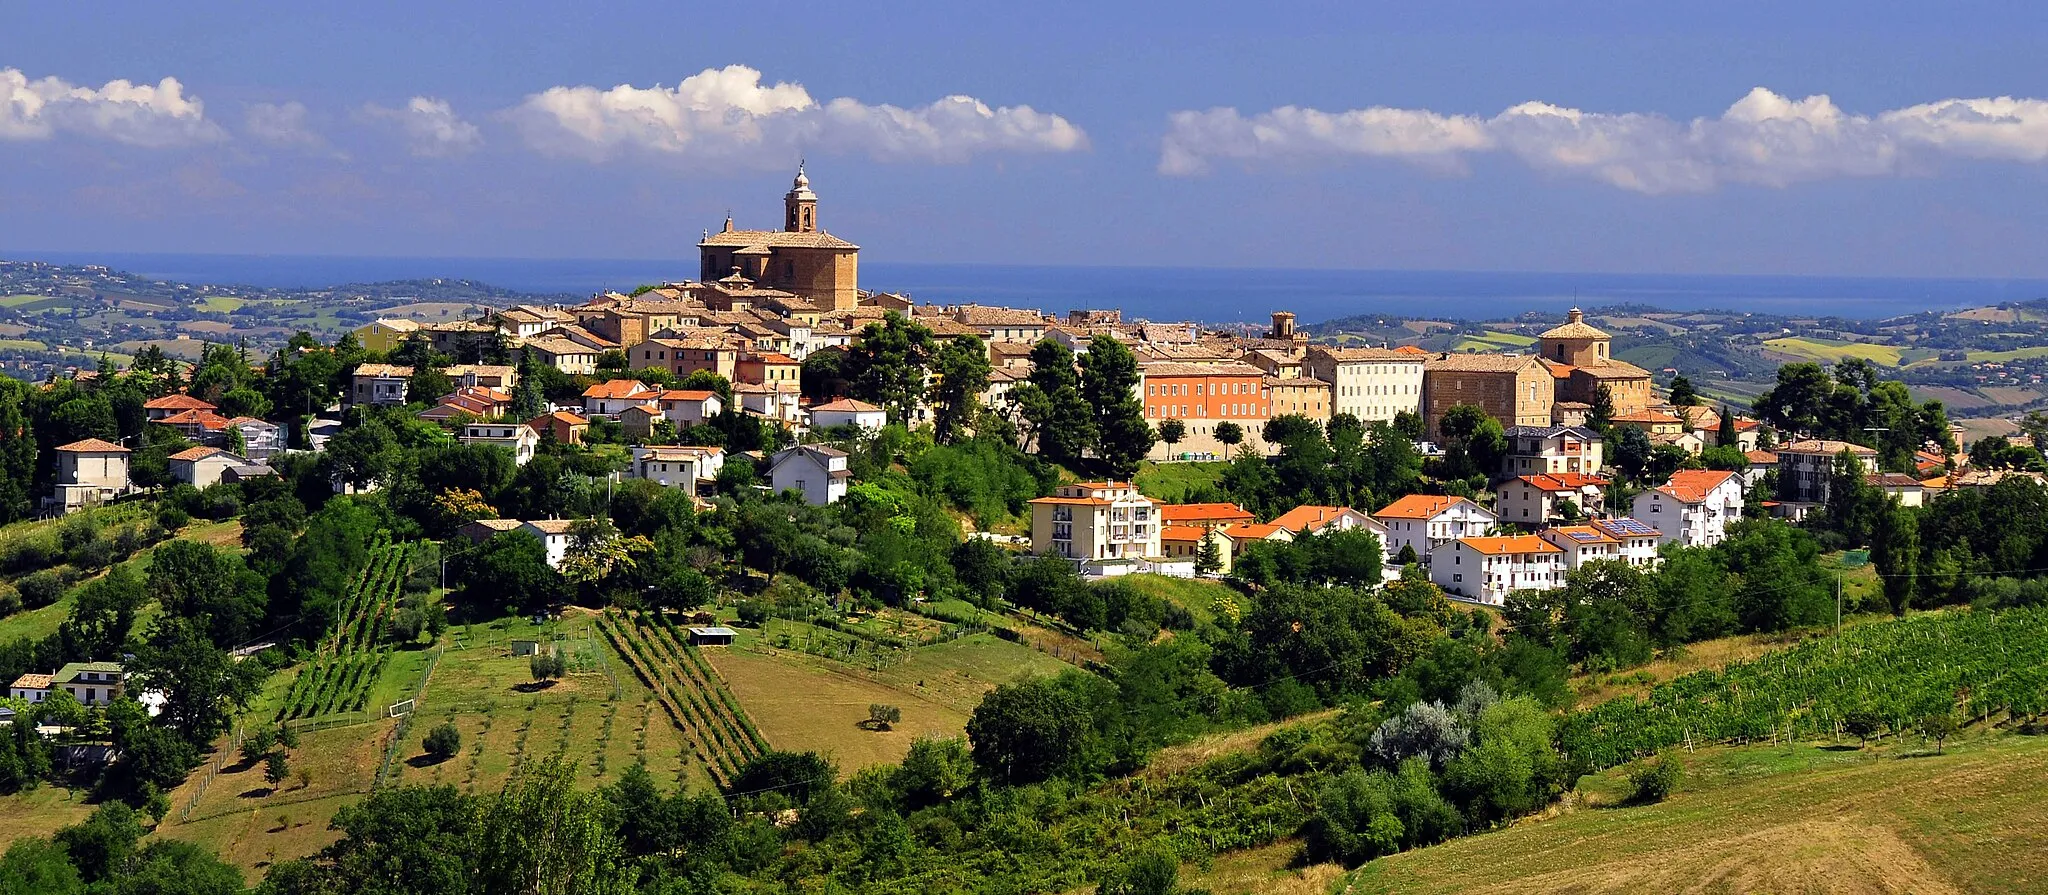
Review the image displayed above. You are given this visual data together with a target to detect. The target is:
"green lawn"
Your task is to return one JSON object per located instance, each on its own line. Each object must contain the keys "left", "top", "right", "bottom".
{"left": 1135, "top": 460, "right": 1227, "bottom": 502}
{"left": 1349, "top": 733, "right": 2048, "bottom": 894}
{"left": 1966, "top": 346, "right": 2048, "bottom": 363}
{"left": 0, "top": 339, "right": 45, "bottom": 351}
{"left": 1762, "top": 336, "right": 1909, "bottom": 367}
{"left": 197, "top": 295, "right": 247, "bottom": 312}
{"left": 1118, "top": 573, "right": 1238, "bottom": 626}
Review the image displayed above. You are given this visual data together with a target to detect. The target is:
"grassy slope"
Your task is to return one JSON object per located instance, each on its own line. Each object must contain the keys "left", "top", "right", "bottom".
{"left": 1136, "top": 461, "right": 1228, "bottom": 503}
{"left": 1349, "top": 733, "right": 2048, "bottom": 895}
{"left": 1119, "top": 573, "right": 1238, "bottom": 626}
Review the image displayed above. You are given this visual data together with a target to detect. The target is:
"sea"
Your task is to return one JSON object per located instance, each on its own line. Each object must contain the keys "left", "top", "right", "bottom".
{"left": 16, "top": 251, "right": 2048, "bottom": 324}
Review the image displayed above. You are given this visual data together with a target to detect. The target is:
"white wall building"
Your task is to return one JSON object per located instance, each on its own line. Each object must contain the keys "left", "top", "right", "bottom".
{"left": 1590, "top": 517, "right": 1664, "bottom": 567}
{"left": 809, "top": 398, "right": 887, "bottom": 431}
{"left": 1495, "top": 473, "right": 1609, "bottom": 527}
{"left": 461, "top": 422, "right": 541, "bottom": 466}
{"left": 1303, "top": 346, "right": 1426, "bottom": 424}
{"left": 629, "top": 445, "right": 725, "bottom": 490}
{"left": 769, "top": 445, "right": 851, "bottom": 505}
{"left": 1502, "top": 425, "right": 1605, "bottom": 477}
{"left": 1028, "top": 481, "right": 1162, "bottom": 562}
{"left": 1372, "top": 494, "right": 1497, "bottom": 565}
{"left": 1431, "top": 535, "right": 1565, "bottom": 605}
{"left": 1631, "top": 469, "right": 1745, "bottom": 549}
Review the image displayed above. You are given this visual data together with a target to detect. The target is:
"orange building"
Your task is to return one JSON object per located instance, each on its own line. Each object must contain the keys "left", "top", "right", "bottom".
{"left": 1142, "top": 361, "right": 1271, "bottom": 460}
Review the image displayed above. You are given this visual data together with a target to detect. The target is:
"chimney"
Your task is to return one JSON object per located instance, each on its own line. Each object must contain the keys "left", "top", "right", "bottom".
{"left": 1568, "top": 307, "right": 1584, "bottom": 324}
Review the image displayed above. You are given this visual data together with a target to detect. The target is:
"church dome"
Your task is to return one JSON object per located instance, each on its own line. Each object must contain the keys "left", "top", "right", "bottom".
{"left": 1540, "top": 308, "right": 1609, "bottom": 341}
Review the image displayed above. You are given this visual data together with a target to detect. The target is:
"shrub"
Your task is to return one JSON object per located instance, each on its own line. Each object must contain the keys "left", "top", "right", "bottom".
{"left": 156, "top": 505, "right": 191, "bottom": 532}
{"left": 735, "top": 600, "right": 770, "bottom": 626}
{"left": 15, "top": 570, "right": 66, "bottom": 610}
{"left": 423, "top": 722, "right": 462, "bottom": 761}
{"left": 529, "top": 652, "right": 565, "bottom": 682}
{"left": 1628, "top": 749, "right": 1683, "bottom": 804}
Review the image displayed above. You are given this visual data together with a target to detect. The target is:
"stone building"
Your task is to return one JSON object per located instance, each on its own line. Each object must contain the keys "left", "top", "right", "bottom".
{"left": 1537, "top": 309, "right": 1653, "bottom": 418}
{"left": 698, "top": 165, "right": 859, "bottom": 311}
{"left": 1422, "top": 353, "right": 1556, "bottom": 436}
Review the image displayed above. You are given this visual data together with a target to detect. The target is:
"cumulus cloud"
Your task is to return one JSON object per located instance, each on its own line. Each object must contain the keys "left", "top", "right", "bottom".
{"left": 0, "top": 67, "right": 224, "bottom": 147}
{"left": 363, "top": 96, "right": 482, "bottom": 157}
{"left": 1160, "top": 87, "right": 2048, "bottom": 192}
{"left": 242, "top": 100, "right": 328, "bottom": 150}
{"left": 505, "top": 64, "right": 1086, "bottom": 164}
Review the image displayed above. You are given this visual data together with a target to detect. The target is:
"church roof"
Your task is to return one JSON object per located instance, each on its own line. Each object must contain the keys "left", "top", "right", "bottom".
{"left": 700, "top": 229, "right": 858, "bottom": 250}
{"left": 1540, "top": 308, "right": 1610, "bottom": 341}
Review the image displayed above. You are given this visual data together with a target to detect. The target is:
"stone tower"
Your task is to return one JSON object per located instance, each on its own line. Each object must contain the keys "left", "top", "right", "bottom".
{"left": 784, "top": 162, "right": 817, "bottom": 233}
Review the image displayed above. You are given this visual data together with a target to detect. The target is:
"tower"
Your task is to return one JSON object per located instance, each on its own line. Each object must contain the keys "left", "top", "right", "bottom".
{"left": 784, "top": 162, "right": 817, "bottom": 233}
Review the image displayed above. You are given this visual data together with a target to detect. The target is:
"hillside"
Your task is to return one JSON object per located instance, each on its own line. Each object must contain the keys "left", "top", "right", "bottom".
{"left": 1349, "top": 733, "right": 2048, "bottom": 894}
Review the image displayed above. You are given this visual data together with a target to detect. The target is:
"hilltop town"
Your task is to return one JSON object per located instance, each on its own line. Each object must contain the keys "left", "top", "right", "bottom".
{"left": 2, "top": 168, "right": 2046, "bottom": 893}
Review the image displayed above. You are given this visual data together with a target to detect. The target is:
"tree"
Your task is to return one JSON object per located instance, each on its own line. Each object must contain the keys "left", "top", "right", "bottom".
{"left": 1872, "top": 499, "right": 1919, "bottom": 617}
{"left": 265, "top": 750, "right": 290, "bottom": 790}
{"left": 1438, "top": 404, "right": 1507, "bottom": 481}
{"left": 241, "top": 727, "right": 277, "bottom": 766}
{"left": 558, "top": 517, "right": 652, "bottom": 589}
{"left": 928, "top": 335, "right": 991, "bottom": 444}
{"left": 1156, "top": 418, "right": 1186, "bottom": 453}
{"left": 147, "top": 539, "right": 268, "bottom": 647}
{"left": 128, "top": 615, "right": 265, "bottom": 746}
{"left": 1194, "top": 527, "right": 1223, "bottom": 575}
{"left": 1096, "top": 847, "right": 1183, "bottom": 895}
{"left": 966, "top": 676, "right": 1091, "bottom": 784}
{"left": 1919, "top": 711, "right": 1958, "bottom": 754}
{"left": 454, "top": 531, "right": 565, "bottom": 614}
{"left": 420, "top": 722, "right": 462, "bottom": 763}
{"left": 54, "top": 802, "right": 145, "bottom": 884}
{"left": 1627, "top": 749, "right": 1683, "bottom": 803}
{"left": 529, "top": 652, "right": 565, "bottom": 684}
{"left": 510, "top": 351, "right": 548, "bottom": 419}
{"left": 0, "top": 836, "right": 83, "bottom": 895}
{"left": 865, "top": 704, "right": 902, "bottom": 731}
{"left": 1079, "top": 335, "right": 1154, "bottom": 477}
{"left": 1214, "top": 420, "right": 1244, "bottom": 461}
{"left": 1716, "top": 405, "right": 1738, "bottom": 448}
{"left": 1588, "top": 384, "right": 1615, "bottom": 432}
{"left": 1668, "top": 375, "right": 1699, "bottom": 406}
{"left": 844, "top": 312, "right": 936, "bottom": 423}
{"left": 0, "top": 378, "right": 37, "bottom": 524}
{"left": 1012, "top": 339, "right": 1095, "bottom": 465}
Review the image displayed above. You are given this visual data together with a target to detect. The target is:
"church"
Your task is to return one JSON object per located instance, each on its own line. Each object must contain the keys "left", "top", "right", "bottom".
{"left": 1538, "top": 308, "right": 1653, "bottom": 418}
{"left": 698, "top": 164, "right": 860, "bottom": 311}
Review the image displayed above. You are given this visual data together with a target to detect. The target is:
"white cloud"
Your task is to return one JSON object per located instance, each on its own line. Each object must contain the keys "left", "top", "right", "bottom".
{"left": 242, "top": 101, "right": 328, "bottom": 150}
{"left": 505, "top": 64, "right": 1087, "bottom": 164}
{"left": 364, "top": 96, "right": 482, "bottom": 158}
{"left": 1160, "top": 87, "right": 2048, "bottom": 192}
{"left": 0, "top": 67, "right": 224, "bottom": 147}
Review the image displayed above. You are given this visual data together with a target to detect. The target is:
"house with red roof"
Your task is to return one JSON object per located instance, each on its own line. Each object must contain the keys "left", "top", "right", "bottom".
{"left": 580, "top": 380, "right": 659, "bottom": 418}
{"left": 809, "top": 397, "right": 886, "bottom": 431}
{"left": 1372, "top": 494, "right": 1497, "bottom": 566}
{"left": 49, "top": 438, "right": 130, "bottom": 514}
{"left": 1631, "top": 469, "right": 1744, "bottom": 548}
{"left": 142, "top": 394, "right": 217, "bottom": 421}
{"left": 1159, "top": 503, "right": 1255, "bottom": 528}
{"left": 1432, "top": 534, "right": 1565, "bottom": 605}
{"left": 1496, "top": 472, "right": 1610, "bottom": 526}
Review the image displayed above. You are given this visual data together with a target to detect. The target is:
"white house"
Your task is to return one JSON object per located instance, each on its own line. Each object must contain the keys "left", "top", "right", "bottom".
{"left": 734, "top": 382, "right": 804, "bottom": 425}
{"left": 1538, "top": 525, "right": 1624, "bottom": 570}
{"left": 1631, "top": 469, "right": 1744, "bottom": 549}
{"left": 1372, "top": 494, "right": 1497, "bottom": 565}
{"left": 168, "top": 446, "right": 247, "bottom": 488}
{"left": 580, "top": 380, "right": 660, "bottom": 419}
{"left": 1591, "top": 517, "right": 1664, "bottom": 568}
{"left": 520, "top": 520, "right": 576, "bottom": 568}
{"left": 1502, "top": 425, "right": 1605, "bottom": 477}
{"left": 1027, "top": 481, "right": 1162, "bottom": 562}
{"left": 49, "top": 438, "right": 131, "bottom": 514}
{"left": 1431, "top": 535, "right": 1565, "bottom": 605}
{"left": 9, "top": 673, "right": 50, "bottom": 703}
{"left": 769, "top": 444, "right": 851, "bottom": 505}
{"left": 350, "top": 363, "right": 413, "bottom": 406}
{"left": 461, "top": 422, "right": 541, "bottom": 466}
{"left": 225, "top": 416, "right": 283, "bottom": 460}
{"left": 1495, "top": 473, "right": 1609, "bottom": 527}
{"left": 53, "top": 662, "right": 126, "bottom": 706}
{"left": 808, "top": 398, "right": 887, "bottom": 431}
{"left": 629, "top": 445, "right": 725, "bottom": 490}
{"left": 657, "top": 390, "right": 724, "bottom": 426}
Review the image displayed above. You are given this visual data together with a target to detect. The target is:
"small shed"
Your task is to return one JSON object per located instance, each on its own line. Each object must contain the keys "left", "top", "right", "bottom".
{"left": 510, "top": 639, "right": 541, "bottom": 657}
{"left": 687, "top": 626, "right": 737, "bottom": 646}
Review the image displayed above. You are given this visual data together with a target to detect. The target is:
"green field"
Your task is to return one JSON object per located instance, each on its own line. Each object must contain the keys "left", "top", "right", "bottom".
{"left": 0, "top": 338, "right": 45, "bottom": 351}
{"left": 1966, "top": 346, "right": 2048, "bottom": 363}
{"left": 1136, "top": 460, "right": 1227, "bottom": 502}
{"left": 1761, "top": 336, "right": 1939, "bottom": 368}
{"left": 1450, "top": 330, "right": 1539, "bottom": 353}
{"left": 1348, "top": 733, "right": 2048, "bottom": 894}
{"left": 197, "top": 295, "right": 247, "bottom": 312}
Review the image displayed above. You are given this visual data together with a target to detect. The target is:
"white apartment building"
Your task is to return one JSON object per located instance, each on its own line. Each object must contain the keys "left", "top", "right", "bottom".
{"left": 1029, "top": 481, "right": 1161, "bottom": 562}
{"left": 1775, "top": 439, "right": 1879, "bottom": 504}
{"left": 1495, "top": 473, "right": 1609, "bottom": 526}
{"left": 1303, "top": 346, "right": 1425, "bottom": 423}
{"left": 1631, "top": 469, "right": 1745, "bottom": 549}
{"left": 461, "top": 422, "right": 541, "bottom": 466}
{"left": 629, "top": 445, "right": 725, "bottom": 490}
{"left": 1539, "top": 525, "right": 1626, "bottom": 569}
{"left": 1432, "top": 535, "right": 1565, "bottom": 605}
{"left": 769, "top": 445, "right": 851, "bottom": 505}
{"left": 1591, "top": 517, "right": 1664, "bottom": 567}
{"left": 1372, "top": 494, "right": 1497, "bottom": 565}
{"left": 1502, "top": 425, "right": 1605, "bottom": 477}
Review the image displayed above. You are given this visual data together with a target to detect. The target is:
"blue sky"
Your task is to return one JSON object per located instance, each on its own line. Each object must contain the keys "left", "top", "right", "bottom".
{"left": 7, "top": 1, "right": 2048, "bottom": 276}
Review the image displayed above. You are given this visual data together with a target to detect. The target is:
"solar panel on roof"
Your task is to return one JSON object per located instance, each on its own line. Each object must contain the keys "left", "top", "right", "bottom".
{"left": 1567, "top": 531, "right": 1601, "bottom": 542}
{"left": 1603, "top": 518, "right": 1657, "bottom": 535}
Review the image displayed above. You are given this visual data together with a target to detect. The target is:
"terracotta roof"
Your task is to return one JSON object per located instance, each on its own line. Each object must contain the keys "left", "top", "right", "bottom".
{"left": 954, "top": 305, "right": 1047, "bottom": 326}
{"left": 55, "top": 438, "right": 129, "bottom": 453}
{"left": 1307, "top": 346, "right": 1424, "bottom": 362}
{"left": 1141, "top": 361, "right": 1266, "bottom": 377}
{"left": 1028, "top": 496, "right": 1112, "bottom": 507}
{"left": 1778, "top": 439, "right": 1878, "bottom": 456}
{"left": 1159, "top": 525, "right": 1212, "bottom": 542}
{"left": 1374, "top": 494, "right": 1473, "bottom": 520}
{"left": 1225, "top": 522, "right": 1289, "bottom": 540}
{"left": 1160, "top": 503, "right": 1254, "bottom": 524}
{"left": 10, "top": 674, "right": 51, "bottom": 690}
{"left": 1539, "top": 311, "right": 1609, "bottom": 341}
{"left": 526, "top": 336, "right": 595, "bottom": 355}
{"left": 1393, "top": 345, "right": 1431, "bottom": 356}
{"left": 529, "top": 411, "right": 589, "bottom": 427}
{"left": 1612, "top": 411, "right": 1686, "bottom": 425}
{"left": 1516, "top": 472, "right": 1609, "bottom": 491}
{"left": 168, "top": 446, "right": 232, "bottom": 462}
{"left": 1265, "top": 376, "right": 1330, "bottom": 389}
{"left": 1867, "top": 473, "right": 1926, "bottom": 488}
{"left": 1459, "top": 534, "right": 1564, "bottom": 556}
{"left": 582, "top": 380, "right": 656, "bottom": 400}
{"left": 812, "top": 398, "right": 882, "bottom": 413}
{"left": 1656, "top": 469, "right": 1739, "bottom": 503}
{"left": 659, "top": 390, "right": 720, "bottom": 402}
{"left": 353, "top": 363, "right": 413, "bottom": 378}
{"left": 1570, "top": 360, "right": 1652, "bottom": 380}
{"left": 444, "top": 364, "right": 517, "bottom": 379}
{"left": 160, "top": 409, "right": 232, "bottom": 429}
{"left": 143, "top": 394, "right": 216, "bottom": 411}
{"left": 524, "top": 519, "right": 577, "bottom": 535}
{"left": 700, "top": 229, "right": 858, "bottom": 250}
{"left": 1422, "top": 353, "right": 1548, "bottom": 373}
{"left": 1269, "top": 505, "right": 1361, "bottom": 533}
{"left": 1541, "top": 525, "right": 1617, "bottom": 545}
{"left": 224, "top": 416, "right": 273, "bottom": 428}
{"left": 1745, "top": 450, "right": 1779, "bottom": 464}
{"left": 1734, "top": 419, "right": 1761, "bottom": 431}
{"left": 746, "top": 352, "right": 798, "bottom": 365}
{"left": 638, "top": 446, "right": 724, "bottom": 461}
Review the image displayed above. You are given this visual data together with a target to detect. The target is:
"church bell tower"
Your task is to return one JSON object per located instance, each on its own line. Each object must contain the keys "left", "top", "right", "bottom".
{"left": 784, "top": 162, "right": 817, "bottom": 233}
